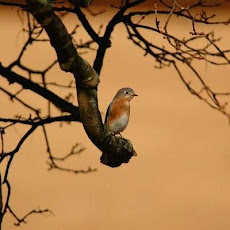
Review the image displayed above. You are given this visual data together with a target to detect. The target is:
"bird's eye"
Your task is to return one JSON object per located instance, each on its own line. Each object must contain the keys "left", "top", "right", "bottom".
{"left": 125, "top": 91, "right": 128, "bottom": 95}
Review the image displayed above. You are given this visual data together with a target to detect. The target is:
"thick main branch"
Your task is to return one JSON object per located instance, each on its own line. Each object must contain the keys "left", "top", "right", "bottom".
{"left": 25, "top": 0, "right": 136, "bottom": 167}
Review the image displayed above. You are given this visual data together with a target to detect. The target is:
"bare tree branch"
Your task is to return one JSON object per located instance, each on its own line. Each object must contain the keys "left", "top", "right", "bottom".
{"left": 0, "top": 63, "right": 80, "bottom": 116}
{"left": 0, "top": 0, "right": 229, "bottom": 228}
{"left": 8, "top": 206, "right": 52, "bottom": 226}
{"left": 93, "top": 0, "right": 146, "bottom": 74}
{"left": 24, "top": 0, "right": 136, "bottom": 168}
{"left": 122, "top": 1, "right": 230, "bottom": 121}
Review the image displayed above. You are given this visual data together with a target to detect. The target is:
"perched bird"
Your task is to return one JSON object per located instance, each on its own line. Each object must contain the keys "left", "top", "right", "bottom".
{"left": 105, "top": 87, "right": 138, "bottom": 136}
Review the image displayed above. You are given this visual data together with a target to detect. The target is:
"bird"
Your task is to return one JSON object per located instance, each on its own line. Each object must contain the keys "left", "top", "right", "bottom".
{"left": 105, "top": 87, "right": 138, "bottom": 136}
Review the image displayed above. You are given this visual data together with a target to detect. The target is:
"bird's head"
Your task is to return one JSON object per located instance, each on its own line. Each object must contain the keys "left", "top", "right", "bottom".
{"left": 114, "top": 87, "right": 138, "bottom": 101}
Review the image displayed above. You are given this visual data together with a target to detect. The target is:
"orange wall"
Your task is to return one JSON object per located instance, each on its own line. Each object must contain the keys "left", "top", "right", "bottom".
{"left": 1, "top": 3, "right": 230, "bottom": 230}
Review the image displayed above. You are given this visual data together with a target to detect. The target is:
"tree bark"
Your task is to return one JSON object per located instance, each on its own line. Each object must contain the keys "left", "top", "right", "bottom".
{"left": 25, "top": 0, "right": 136, "bottom": 167}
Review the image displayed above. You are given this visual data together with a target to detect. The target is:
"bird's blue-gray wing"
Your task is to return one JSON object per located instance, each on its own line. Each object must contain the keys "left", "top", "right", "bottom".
{"left": 104, "top": 102, "right": 112, "bottom": 124}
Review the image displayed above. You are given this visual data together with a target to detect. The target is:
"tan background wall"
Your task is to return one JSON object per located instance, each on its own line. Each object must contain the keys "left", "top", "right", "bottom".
{"left": 1, "top": 2, "right": 230, "bottom": 230}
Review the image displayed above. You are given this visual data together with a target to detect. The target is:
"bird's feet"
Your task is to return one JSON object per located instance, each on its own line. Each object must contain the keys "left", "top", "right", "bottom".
{"left": 110, "top": 132, "right": 123, "bottom": 138}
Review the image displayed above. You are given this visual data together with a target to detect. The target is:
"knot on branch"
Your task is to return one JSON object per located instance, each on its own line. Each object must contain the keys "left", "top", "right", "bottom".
{"left": 60, "top": 56, "right": 76, "bottom": 72}
{"left": 76, "top": 74, "right": 100, "bottom": 88}
{"left": 100, "top": 135, "right": 136, "bottom": 167}
{"left": 75, "top": 59, "right": 100, "bottom": 88}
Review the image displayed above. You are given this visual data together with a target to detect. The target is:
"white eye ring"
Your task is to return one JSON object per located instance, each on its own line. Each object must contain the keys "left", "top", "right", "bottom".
{"left": 125, "top": 91, "right": 128, "bottom": 95}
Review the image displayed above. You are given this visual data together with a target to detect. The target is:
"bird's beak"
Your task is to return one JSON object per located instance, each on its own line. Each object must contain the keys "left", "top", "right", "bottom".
{"left": 133, "top": 93, "right": 138, "bottom": 96}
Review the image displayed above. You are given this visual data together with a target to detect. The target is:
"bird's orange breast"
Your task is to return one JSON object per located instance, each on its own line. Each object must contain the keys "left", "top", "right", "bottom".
{"left": 106, "top": 99, "right": 129, "bottom": 122}
{"left": 106, "top": 98, "right": 130, "bottom": 134}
